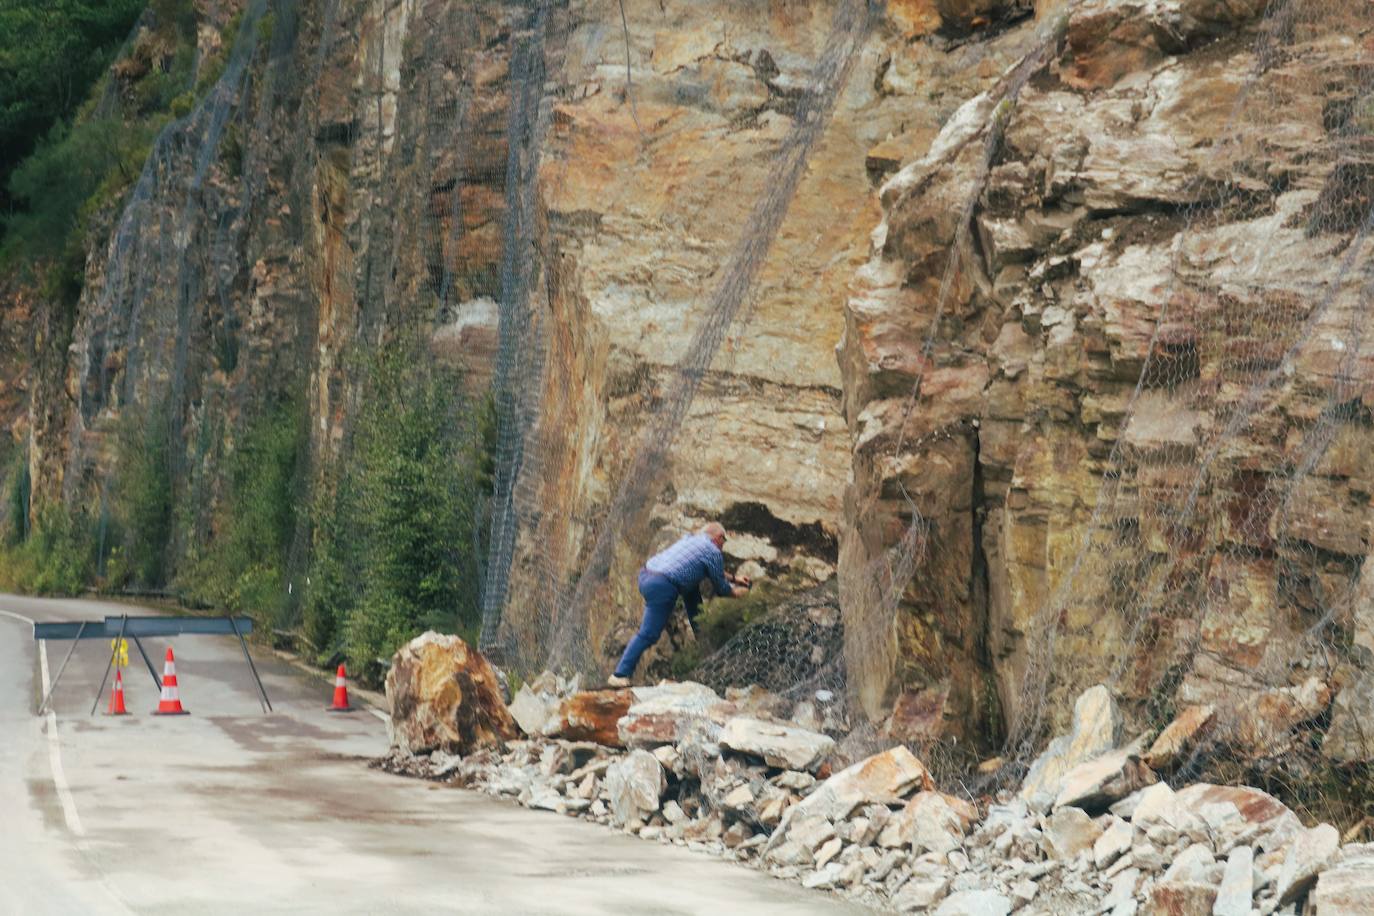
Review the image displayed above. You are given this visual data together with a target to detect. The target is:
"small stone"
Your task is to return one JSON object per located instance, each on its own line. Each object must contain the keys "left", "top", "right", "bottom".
{"left": 508, "top": 683, "right": 561, "bottom": 737}
{"left": 1019, "top": 685, "right": 1122, "bottom": 812}
{"left": 1275, "top": 822, "right": 1339, "bottom": 904}
{"left": 775, "top": 770, "right": 817, "bottom": 791}
{"left": 1095, "top": 817, "right": 1135, "bottom": 869}
{"left": 1132, "top": 843, "right": 1167, "bottom": 873}
{"left": 719, "top": 716, "right": 835, "bottom": 772}
{"left": 933, "top": 889, "right": 1012, "bottom": 916}
{"left": 757, "top": 793, "right": 789, "bottom": 827}
{"left": 815, "top": 836, "right": 844, "bottom": 869}
{"left": 845, "top": 816, "right": 870, "bottom": 845}
{"left": 1043, "top": 807, "right": 1104, "bottom": 860}
{"left": 1312, "top": 854, "right": 1374, "bottom": 913}
{"left": 550, "top": 689, "right": 634, "bottom": 748}
{"left": 765, "top": 840, "right": 813, "bottom": 867}
{"left": 1106, "top": 852, "right": 1136, "bottom": 878}
{"left": 1053, "top": 750, "right": 1157, "bottom": 813}
{"left": 1174, "top": 784, "right": 1301, "bottom": 854}
{"left": 661, "top": 800, "right": 686, "bottom": 824}
{"left": 790, "top": 814, "right": 838, "bottom": 853}
{"left": 870, "top": 849, "right": 904, "bottom": 881}
{"left": 722, "top": 783, "right": 755, "bottom": 811}
{"left": 528, "top": 785, "right": 565, "bottom": 812}
{"left": 1161, "top": 843, "right": 1214, "bottom": 884}
{"left": 837, "top": 858, "right": 867, "bottom": 887}
{"left": 894, "top": 876, "right": 950, "bottom": 911}
{"left": 652, "top": 744, "right": 680, "bottom": 772}
{"left": 604, "top": 749, "right": 666, "bottom": 826}
{"left": 862, "top": 804, "right": 891, "bottom": 842}
{"left": 782, "top": 745, "right": 932, "bottom": 826}
{"left": 683, "top": 813, "right": 724, "bottom": 843}
{"left": 879, "top": 791, "right": 976, "bottom": 854}
{"left": 1145, "top": 823, "right": 1178, "bottom": 847}
{"left": 1009, "top": 879, "right": 1037, "bottom": 908}
{"left": 1148, "top": 880, "right": 1216, "bottom": 916}
{"left": 1103, "top": 867, "right": 1140, "bottom": 911}
{"left": 617, "top": 682, "right": 730, "bottom": 749}
{"left": 722, "top": 821, "right": 751, "bottom": 848}
{"left": 802, "top": 863, "right": 842, "bottom": 889}
{"left": 1130, "top": 782, "right": 1208, "bottom": 843}
{"left": 1143, "top": 705, "right": 1215, "bottom": 770}
{"left": 1213, "top": 846, "right": 1254, "bottom": 916}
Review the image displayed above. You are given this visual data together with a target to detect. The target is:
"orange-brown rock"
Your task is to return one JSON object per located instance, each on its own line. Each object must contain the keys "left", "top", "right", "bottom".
{"left": 550, "top": 689, "right": 635, "bottom": 748}
{"left": 386, "top": 632, "right": 518, "bottom": 756}
{"left": 1145, "top": 705, "right": 1216, "bottom": 770}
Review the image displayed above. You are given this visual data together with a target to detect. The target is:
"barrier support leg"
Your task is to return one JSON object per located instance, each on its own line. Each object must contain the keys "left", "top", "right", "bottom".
{"left": 90, "top": 615, "right": 128, "bottom": 716}
{"left": 38, "top": 621, "right": 88, "bottom": 715}
{"left": 132, "top": 635, "right": 162, "bottom": 691}
{"left": 229, "top": 616, "right": 272, "bottom": 713}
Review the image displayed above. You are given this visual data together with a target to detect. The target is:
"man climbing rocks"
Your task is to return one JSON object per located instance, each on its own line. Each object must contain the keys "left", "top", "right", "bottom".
{"left": 607, "top": 522, "right": 751, "bottom": 687}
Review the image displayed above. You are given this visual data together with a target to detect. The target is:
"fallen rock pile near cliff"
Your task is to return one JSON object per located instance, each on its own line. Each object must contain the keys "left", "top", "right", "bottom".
{"left": 376, "top": 672, "right": 1374, "bottom": 914}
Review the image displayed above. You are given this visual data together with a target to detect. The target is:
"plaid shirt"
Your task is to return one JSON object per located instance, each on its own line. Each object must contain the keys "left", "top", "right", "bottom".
{"left": 645, "top": 532, "right": 732, "bottom": 599}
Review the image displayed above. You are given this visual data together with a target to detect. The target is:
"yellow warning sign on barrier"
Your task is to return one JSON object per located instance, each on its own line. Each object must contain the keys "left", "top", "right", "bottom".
{"left": 109, "top": 638, "right": 129, "bottom": 669}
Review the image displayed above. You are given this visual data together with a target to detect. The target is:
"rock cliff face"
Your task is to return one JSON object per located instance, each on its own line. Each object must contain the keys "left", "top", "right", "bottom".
{"left": 840, "top": 0, "right": 1374, "bottom": 751}
{"left": 11, "top": 0, "right": 1374, "bottom": 763}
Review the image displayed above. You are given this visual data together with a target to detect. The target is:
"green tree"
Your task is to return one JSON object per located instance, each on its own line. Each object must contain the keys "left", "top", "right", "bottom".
{"left": 0, "top": 0, "right": 146, "bottom": 207}
{"left": 305, "top": 344, "right": 494, "bottom": 679}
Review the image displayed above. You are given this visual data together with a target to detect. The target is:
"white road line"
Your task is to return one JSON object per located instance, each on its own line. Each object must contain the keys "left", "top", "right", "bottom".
{"left": 0, "top": 609, "right": 86, "bottom": 837}
{"left": 370, "top": 708, "right": 389, "bottom": 723}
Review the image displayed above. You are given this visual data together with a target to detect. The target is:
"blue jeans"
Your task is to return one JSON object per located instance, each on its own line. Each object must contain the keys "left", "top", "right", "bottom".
{"left": 614, "top": 570, "right": 696, "bottom": 678}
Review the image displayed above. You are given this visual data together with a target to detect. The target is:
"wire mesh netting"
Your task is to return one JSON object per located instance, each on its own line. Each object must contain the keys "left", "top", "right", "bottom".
{"left": 55, "top": 0, "right": 1374, "bottom": 799}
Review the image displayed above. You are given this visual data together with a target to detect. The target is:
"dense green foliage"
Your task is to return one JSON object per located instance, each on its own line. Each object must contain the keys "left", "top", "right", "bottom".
{"left": 1, "top": 0, "right": 210, "bottom": 304}
{"left": 109, "top": 401, "right": 173, "bottom": 586}
{"left": 0, "top": 505, "right": 96, "bottom": 595}
{"left": 179, "top": 400, "right": 304, "bottom": 628}
{"left": 0, "top": 0, "right": 146, "bottom": 200}
{"left": 3, "top": 452, "right": 28, "bottom": 547}
{"left": 304, "top": 347, "right": 495, "bottom": 680}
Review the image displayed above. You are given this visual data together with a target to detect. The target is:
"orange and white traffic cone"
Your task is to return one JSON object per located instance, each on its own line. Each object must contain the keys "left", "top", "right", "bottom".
{"left": 152, "top": 647, "right": 189, "bottom": 716}
{"left": 325, "top": 664, "right": 354, "bottom": 712}
{"left": 106, "top": 669, "right": 129, "bottom": 716}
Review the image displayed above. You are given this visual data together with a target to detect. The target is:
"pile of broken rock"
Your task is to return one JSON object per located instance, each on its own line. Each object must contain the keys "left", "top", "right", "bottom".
{"left": 374, "top": 634, "right": 1373, "bottom": 914}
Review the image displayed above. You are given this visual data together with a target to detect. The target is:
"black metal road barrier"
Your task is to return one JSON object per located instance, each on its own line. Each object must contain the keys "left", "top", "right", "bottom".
{"left": 31, "top": 615, "right": 269, "bottom": 715}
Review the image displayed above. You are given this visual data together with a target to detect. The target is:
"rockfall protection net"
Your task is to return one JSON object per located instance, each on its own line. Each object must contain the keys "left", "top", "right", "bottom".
{"left": 477, "top": 0, "right": 876, "bottom": 681}
{"left": 65, "top": 0, "right": 273, "bottom": 560}
{"left": 471, "top": 0, "right": 1374, "bottom": 797}
{"left": 70, "top": 0, "right": 1374, "bottom": 797}
{"left": 994, "top": 0, "right": 1374, "bottom": 788}
{"left": 646, "top": 0, "right": 1374, "bottom": 791}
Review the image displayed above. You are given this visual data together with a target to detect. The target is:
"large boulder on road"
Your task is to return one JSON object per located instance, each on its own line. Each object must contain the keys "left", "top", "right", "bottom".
{"left": 386, "top": 632, "right": 518, "bottom": 755}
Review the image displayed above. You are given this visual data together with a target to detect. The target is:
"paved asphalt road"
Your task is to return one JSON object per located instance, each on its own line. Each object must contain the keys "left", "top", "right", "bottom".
{"left": 0, "top": 595, "right": 865, "bottom": 916}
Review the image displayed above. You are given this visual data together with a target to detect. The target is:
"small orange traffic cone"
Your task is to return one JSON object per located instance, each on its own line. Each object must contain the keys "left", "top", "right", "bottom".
{"left": 325, "top": 664, "right": 354, "bottom": 712}
{"left": 106, "top": 669, "right": 129, "bottom": 716}
{"left": 152, "top": 647, "right": 189, "bottom": 716}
